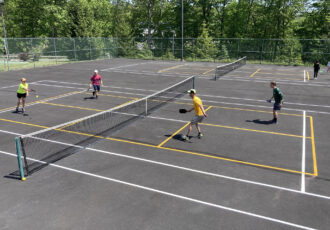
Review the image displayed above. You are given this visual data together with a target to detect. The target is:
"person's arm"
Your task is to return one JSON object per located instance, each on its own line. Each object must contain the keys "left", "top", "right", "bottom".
{"left": 187, "top": 107, "right": 194, "bottom": 112}
{"left": 100, "top": 78, "right": 104, "bottom": 87}
{"left": 199, "top": 104, "right": 208, "bottom": 117}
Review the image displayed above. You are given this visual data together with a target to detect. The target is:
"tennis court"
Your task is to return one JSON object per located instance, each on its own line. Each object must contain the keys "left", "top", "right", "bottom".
{"left": 1, "top": 58, "right": 330, "bottom": 229}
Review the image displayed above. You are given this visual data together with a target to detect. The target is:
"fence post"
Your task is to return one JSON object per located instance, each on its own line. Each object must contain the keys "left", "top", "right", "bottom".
{"left": 53, "top": 38, "right": 57, "bottom": 64}
{"left": 89, "top": 37, "right": 92, "bottom": 60}
{"left": 260, "top": 39, "right": 264, "bottom": 64}
{"left": 73, "top": 38, "right": 77, "bottom": 61}
{"left": 103, "top": 37, "right": 106, "bottom": 59}
{"left": 30, "top": 38, "right": 35, "bottom": 68}
{"left": 237, "top": 38, "right": 240, "bottom": 59}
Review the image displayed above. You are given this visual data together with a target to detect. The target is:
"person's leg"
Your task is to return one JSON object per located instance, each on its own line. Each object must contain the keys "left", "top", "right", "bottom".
{"left": 314, "top": 71, "right": 316, "bottom": 78}
{"left": 16, "top": 97, "right": 21, "bottom": 111}
{"left": 95, "top": 85, "right": 100, "bottom": 98}
{"left": 92, "top": 85, "right": 96, "bottom": 96}
{"left": 196, "top": 123, "right": 204, "bottom": 138}
{"left": 315, "top": 71, "right": 318, "bottom": 79}
{"left": 196, "top": 123, "right": 201, "bottom": 133}
{"left": 186, "top": 123, "right": 192, "bottom": 138}
{"left": 22, "top": 97, "right": 26, "bottom": 112}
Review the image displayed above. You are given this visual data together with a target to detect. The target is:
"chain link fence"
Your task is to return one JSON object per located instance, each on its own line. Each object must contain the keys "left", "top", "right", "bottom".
{"left": 117, "top": 38, "right": 329, "bottom": 66}
{"left": 0, "top": 37, "right": 329, "bottom": 71}
{"left": 0, "top": 37, "right": 118, "bottom": 71}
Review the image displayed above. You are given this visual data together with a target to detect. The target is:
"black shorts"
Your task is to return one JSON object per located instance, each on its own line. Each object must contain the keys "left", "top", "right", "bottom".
{"left": 17, "top": 93, "right": 26, "bottom": 98}
{"left": 273, "top": 103, "right": 281, "bottom": 111}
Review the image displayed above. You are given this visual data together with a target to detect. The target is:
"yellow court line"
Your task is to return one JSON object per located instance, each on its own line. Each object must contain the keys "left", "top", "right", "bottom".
{"left": 0, "top": 91, "right": 81, "bottom": 112}
{"left": 310, "top": 116, "right": 318, "bottom": 176}
{"left": 202, "top": 68, "right": 216, "bottom": 75}
{"left": 0, "top": 117, "right": 315, "bottom": 176}
{"left": 158, "top": 64, "right": 185, "bottom": 73}
{"left": 158, "top": 123, "right": 190, "bottom": 147}
{"left": 82, "top": 92, "right": 136, "bottom": 100}
{"left": 253, "top": 76, "right": 303, "bottom": 81}
{"left": 157, "top": 106, "right": 213, "bottom": 147}
{"left": 0, "top": 118, "right": 49, "bottom": 129}
{"left": 40, "top": 102, "right": 103, "bottom": 112}
{"left": 307, "top": 71, "right": 310, "bottom": 81}
{"left": 35, "top": 101, "right": 308, "bottom": 139}
{"left": 201, "top": 123, "right": 311, "bottom": 139}
{"left": 259, "top": 72, "right": 301, "bottom": 76}
{"left": 161, "top": 146, "right": 315, "bottom": 176}
{"left": 58, "top": 98, "right": 139, "bottom": 130}
{"left": 249, "top": 68, "right": 261, "bottom": 77}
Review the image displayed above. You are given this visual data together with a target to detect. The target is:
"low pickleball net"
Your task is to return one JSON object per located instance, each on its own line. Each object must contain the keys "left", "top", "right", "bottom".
{"left": 15, "top": 76, "right": 195, "bottom": 179}
{"left": 214, "top": 57, "right": 246, "bottom": 80}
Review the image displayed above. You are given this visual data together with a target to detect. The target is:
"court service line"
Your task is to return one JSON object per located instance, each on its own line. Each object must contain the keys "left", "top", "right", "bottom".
{"left": 37, "top": 80, "right": 330, "bottom": 109}
{"left": 0, "top": 150, "right": 317, "bottom": 230}
{"left": 27, "top": 82, "right": 330, "bottom": 115}
{"left": 0, "top": 80, "right": 45, "bottom": 90}
{"left": 37, "top": 100, "right": 308, "bottom": 139}
{"left": 157, "top": 106, "right": 213, "bottom": 147}
{"left": 158, "top": 64, "right": 185, "bottom": 73}
{"left": 100, "top": 61, "right": 152, "bottom": 71}
{"left": 310, "top": 117, "right": 318, "bottom": 176}
{"left": 0, "top": 129, "right": 329, "bottom": 201}
{"left": 0, "top": 117, "right": 314, "bottom": 176}
{"left": 202, "top": 68, "right": 216, "bottom": 75}
{"left": 249, "top": 68, "right": 261, "bottom": 77}
{"left": 0, "top": 91, "right": 83, "bottom": 115}
{"left": 221, "top": 75, "right": 330, "bottom": 87}
{"left": 301, "top": 111, "right": 306, "bottom": 192}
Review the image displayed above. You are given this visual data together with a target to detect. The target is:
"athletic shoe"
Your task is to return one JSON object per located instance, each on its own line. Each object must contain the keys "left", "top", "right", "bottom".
{"left": 22, "top": 108, "right": 25, "bottom": 113}
{"left": 92, "top": 91, "right": 95, "bottom": 96}
{"left": 198, "top": 132, "right": 203, "bottom": 139}
{"left": 15, "top": 108, "right": 19, "bottom": 113}
{"left": 182, "top": 135, "right": 189, "bottom": 141}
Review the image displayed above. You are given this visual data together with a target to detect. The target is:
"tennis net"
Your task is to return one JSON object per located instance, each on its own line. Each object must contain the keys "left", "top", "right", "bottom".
{"left": 15, "top": 76, "right": 195, "bottom": 179}
{"left": 214, "top": 57, "right": 246, "bottom": 80}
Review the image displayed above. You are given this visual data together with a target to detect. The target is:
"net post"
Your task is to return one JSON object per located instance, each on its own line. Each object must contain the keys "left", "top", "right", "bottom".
{"left": 15, "top": 137, "right": 26, "bottom": 181}
{"left": 193, "top": 76, "right": 195, "bottom": 89}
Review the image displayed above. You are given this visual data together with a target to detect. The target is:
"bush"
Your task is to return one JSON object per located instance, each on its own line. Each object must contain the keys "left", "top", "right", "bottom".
{"left": 18, "top": 53, "right": 30, "bottom": 61}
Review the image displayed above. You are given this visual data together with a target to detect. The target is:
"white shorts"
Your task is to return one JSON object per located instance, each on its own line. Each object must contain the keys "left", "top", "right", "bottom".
{"left": 191, "top": 115, "right": 204, "bottom": 124}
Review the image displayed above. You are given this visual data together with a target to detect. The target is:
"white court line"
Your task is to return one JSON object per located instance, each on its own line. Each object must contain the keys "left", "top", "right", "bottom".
{"left": 1, "top": 128, "right": 330, "bottom": 201}
{"left": 29, "top": 82, "right": 330, "bottom": 115}
{"left": 301, "top": 111, "right": 306, "bottom": 192}
{"left": 0, "top": 90, "right": 84, "bottom": 115}
{"left": 304, "top": 70, "right": 306, "bottom": 83}
{"left": 0, "top": 80, "right": 45, "bottom": 90}
{"left": 221, "top": 75, "right": 330, "bottom": 87}
{"left": 0, "top": 148, "right": 319, "bottom": 229}
{"left": 100, "top": 67, "right": 330, "bottom": 87}
{"left": 101, "top": 61, "right": 152, "bottom": 71}
{"left": 40, "top": 80, "right": 330, "bottom": 109}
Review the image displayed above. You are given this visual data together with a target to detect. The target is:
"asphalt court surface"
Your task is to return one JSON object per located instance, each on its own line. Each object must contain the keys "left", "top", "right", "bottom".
{"left": 1, "top": 58, "right": 330, "bottom": 229}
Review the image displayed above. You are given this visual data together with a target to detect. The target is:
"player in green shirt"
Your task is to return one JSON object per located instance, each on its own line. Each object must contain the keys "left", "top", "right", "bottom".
{"left": 267, "top": 81, "right": 284, "bottom": 124}
{"left": 16, "top": 78, "right": 29, "bottom": 113}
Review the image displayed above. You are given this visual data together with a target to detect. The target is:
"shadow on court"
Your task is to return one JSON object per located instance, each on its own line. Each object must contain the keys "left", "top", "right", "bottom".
{"left": 246, "top": 119, "right": 274, "bottom": 125}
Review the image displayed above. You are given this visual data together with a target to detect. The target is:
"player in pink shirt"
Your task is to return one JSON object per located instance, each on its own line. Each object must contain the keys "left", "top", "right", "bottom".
{"left": 90, "top": 70, "right": 103, "bottom": 99}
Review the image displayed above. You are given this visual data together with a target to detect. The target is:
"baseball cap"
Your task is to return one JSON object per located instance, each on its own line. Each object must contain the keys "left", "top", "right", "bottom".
{"left": 187, "top": 89, "right": 196, "bottom": 94}
{"left": 94, "top": 69, "right": 98, "bottom": 73}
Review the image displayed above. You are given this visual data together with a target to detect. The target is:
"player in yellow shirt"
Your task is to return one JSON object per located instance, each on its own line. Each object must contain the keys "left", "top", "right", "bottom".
{"left": 16, "top": 78, "right": 29, "bottom": 113}
{"left": 182, "top": 89, "right": 208, "bottom": 141}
